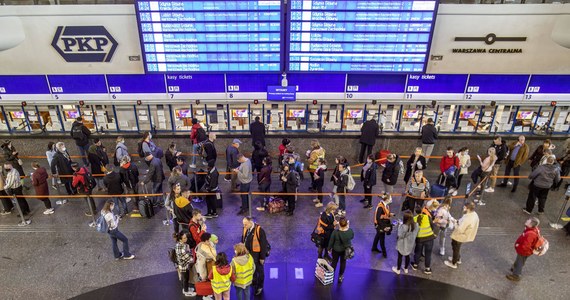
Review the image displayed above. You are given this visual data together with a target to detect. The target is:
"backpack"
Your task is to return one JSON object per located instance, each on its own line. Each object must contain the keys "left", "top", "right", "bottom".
{"left": 95, "top": 213, "right": 109, "bottom": 233}
{"left": 199, "top": 141, "right": 210, "bottom": 158}
{"left": 291, "top": 170, "right": 301, "bottom": 187}
{"left": 137, "top": 141, "right": 145, "bottom": 158}
{"left": 81, "top": 169, "right": 97, "bottom": 194}
{"left": 168, "top": 248, "right": 178, "bottom": 266}
{"left": 533, "top": 233, "right": 549, "bottom": 256}
{"left": 71, "top": 125, "right": 85, "bottom": 140}
{"left": 196, "top": 127, "right": 207, "bottom": 143}
{"left": 346, "top": 171, "right": 356, "bottom": 191}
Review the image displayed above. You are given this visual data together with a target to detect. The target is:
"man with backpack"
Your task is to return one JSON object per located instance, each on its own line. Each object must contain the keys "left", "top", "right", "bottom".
{"left": 50, "top": 142, "right": 74, "bottom": 204}
{"left": 506, "top": 217, "right": 544, "bottom": 281}
{"left": 234, "top": 154, "right": 253, "bottom": 216}
{"left": 190, "top": 118, "right": 207, "bottom": 168}
{"left": 70, "top": 117, "right": 91, "bottom": 166}
{"left": 71, "top": 162, "right": 97, "bottom": 217}
{"left": 281, "top": 163, "right": 299, "bottom": 216}
{"left": 486, "top": 136, "right": 508, "bottom": 193}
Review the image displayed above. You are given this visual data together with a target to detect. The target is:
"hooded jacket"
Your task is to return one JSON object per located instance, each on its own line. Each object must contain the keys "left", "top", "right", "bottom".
{"left": 104, "top": 171, "right": 124, "bottom": 195}
{"left": 72, "top": 166, "right": 89, "bottom": 192}
{"left": 190, "top": 123, "right": 202, "bottom": 144}
{"left": 120, "top": 162, "right": 139, "bottom": 190}
{"left": 529, "top": 163, "right": 560, "bottom": 189}
{"left": 231, "top": 254, "right": 256, "bottom": 289}
{"left": 174, "top": 196, "right": 193, "bottom": 224}
{"left": 515, "top": 226, "right": 540, "bottom": 256}
{"left": 115, "top": 142, "right": 128, "bottom": 164}
{"left": 382, "top": 156, "right": 401, "bottom": 186}
{"left": 168, "top": 174, "right": 191, "bottom": 191}
{"left": 440, "top": 154, "right": 459, "bottom": 174}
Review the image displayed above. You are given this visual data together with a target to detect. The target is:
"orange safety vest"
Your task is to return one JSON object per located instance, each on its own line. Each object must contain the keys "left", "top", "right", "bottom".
{"left": 374, "top": 202, "right": 390, "bottom": 224}
{"left": 421, "top": 206, "right": 432, "bottom": 219}
{"left": 243, "top": 225, "right": 262, "bottom": 253}
{"left": 315, "top": 217, "right": 329, "bottom": 235}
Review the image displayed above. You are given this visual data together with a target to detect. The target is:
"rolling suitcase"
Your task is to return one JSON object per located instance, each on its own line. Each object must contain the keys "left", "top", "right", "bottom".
{"left": 430, "top": 175, "right": 448, "bottom": 198}
{"left": 139, "top": 185, "right": 155, "bottom": 218}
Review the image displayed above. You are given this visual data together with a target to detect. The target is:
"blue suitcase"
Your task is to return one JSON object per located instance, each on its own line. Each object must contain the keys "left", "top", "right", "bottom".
{"left": 430, "top": 175, "right": 448, "bottom": 198}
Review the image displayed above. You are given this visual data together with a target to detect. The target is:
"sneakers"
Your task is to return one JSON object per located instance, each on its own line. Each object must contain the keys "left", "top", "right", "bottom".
{"left": 506, "top": 274, "right": 520, "bottom": 282}
{"left": 183, "top": 290, "right": 196, "bottom": 297}
{"left": 451, "top": 190, "right": 458, "bottom": 196}
{"left": 359, "top": 199, "right": 366, "bottom": 203}
{"left": 84, "top": 212, "right": 93, "bottom": 217}
{"left": 189, "top": 164, "right": 197, "bottom": 168}
{"left": 537, "top": 211, "right": 544, "bottom": 215}
{"left": 423, "top": 268, "right": 432, "bottom": 275}
{"left": 522, "top": 208, "right": 531, "bottom": 215}
{"left": 122, "top": 255, "right": 135, "bottom": 260}
{"left": 484, "top": 187, "right": 495, "bottom": 193}
{"left": 507, "top": 181, "right": 513, "bottom": 186}
{"left": 204, "top": 213, "right": 214, "bottom": 219}
{"left": 315, "top": 203, "right": 323, "bottom": 208}
{"left": 439, "top": 249, "right": 445, "bottom": 256}
{"left": 210, "top": 213, "right": 219, "bottom": 218}
{"left": 391, "top": 266, "right": 401, "bottom": 275}
{"left": 255, "top": 288, "right": 263, "bottom": 296}
{"left": 444, "top": 260, "right": 458, "bottom": 269}
{"left": 51, "top": 185, "right": 59, "bottom": 190}
{"left": 411, "top": 264, "right": 418, "bottom": 271}
{"left": 223, "top": 178, "right": 231, "bottom": 182}
{"left": 56, "top": 199, "right": 68, "bottom": 205}
{"left": 448, "top": 257, "right": 462, "bottom": 264}
{"left": 0, "top": 210, "right": 11, "bottom": 216}
{"left": 256, "top": 206, "right": 266, "bottom": 211}
{"left": 363, "top": 204, "right": 372, "bottom": 209}
{"left": 338, "top": 275, "right": 344, "bottom": 283}
{"left": 313, "top": 198, "right": 320, "bottom": 203}
{"left": 43, "top": 208, "right": 55, "bottom": 215}
{"left": 403, "top": 268, "right": 408, "bottom": 274}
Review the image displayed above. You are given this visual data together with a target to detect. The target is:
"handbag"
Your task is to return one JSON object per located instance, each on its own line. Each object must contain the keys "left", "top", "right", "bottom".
{"left": 311, "top": 219, "right": 325, "bottom": 246}
{"left": 100, "top": 163, "right": 108, "bottom": 173}
{"left": 337, "top": 230, "right": 355, "bottom": 260}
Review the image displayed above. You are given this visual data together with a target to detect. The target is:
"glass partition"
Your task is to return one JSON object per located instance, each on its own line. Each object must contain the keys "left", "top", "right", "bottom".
{"left": 285, "top": 104, "right": 308, "bottom": 131}
{"left": 399, "top": 104, "right": 423, "bottom": 132}
{"left": 266, "top": 103, "right": 285, "bottom": 131}
{"left": 229, "top": 104, "right": 249, "bottom": 131}
{"left": 307, "top": 105, "right": 321, "bottom": 132}
{"left": 549, "top": 106, "right": 570, "bottom": 134}
{"left": 135, "top": 105, "right": 152, "bottom": 132}
{"left": 192, "top": 104, "right": 207, "bottom": 129}
{"left": 512, "top": 106, "right": 536, "bottom": 133}
{"left": 342, "top": 104, "right": 365, "bottom": 132}
{"left": 494, "top": 105, "right": 518, "bottom": 133}
{"left": 36, "top": 105, "right": 63, "bottom": 132}
{"left": 437, "top": 105, "right": 458, "bottom": 133}
{"left": 150, "top": 104, "right": 173, "bottom": 131}
{"left": 380, "top": 104, "right": 399, "bottom": 132}
{"left": 3, "top": 105, "right": 30, "bottom": 133}
{"left": 59, "top": 105, "right": 80, "bottom": 131}
{"left": 454, "top": 105, "right": 479, "bottom": 133}
{"left": 206, "top": 104, "right": 228, "bottom": 131}
{"left": 115, "top": 105, "right": 138, "bottom": 132}
{"left": 530, "top": 106, "right": 554, "bottom": 135}
{"left": 322, "top": 104, "right": 342, "bottom": 132}
{"left": 91, "top": 105, "right": 117, "bottom": 132}
{"left": 475, "top": 105, "right": 497, "bottom": 134}
{"left": 172, "top": 104, "right": 193, "bottom": 131}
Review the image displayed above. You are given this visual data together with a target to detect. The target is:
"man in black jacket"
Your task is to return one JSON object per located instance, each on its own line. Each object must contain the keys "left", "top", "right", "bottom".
{"left": 225, "top": 139, "right": 241, "bottom": 190}
{"left": 242, "top": 217, "right": 270, "bottom": 296}
{"left": 204, "top": 160, "right": 220, "bottom": 218}
{"left": 50, "top": 142, "right": 74, "bottom": 203}
{"left": 104, "top": 165, "right": 127, "bottom": 216}
{"left": 119, "top": 156, "right": 140, "bottom": 207}
{"left": 421, "top": 118, "right": 438, "bottom": 164}
{"left": 249, "top": 116, "right": 266, "bottom": 147}
{"left": 359, "top": 118, "right": 379, "bottom": 164}
{"left": 70, "top": 117, "right": 91, "bottom": 165}
{"left": 202, "top": 133, "right": 217, "bottom": 166}
{"left": 141, "top": 153, "right": 165, "bottom": 206}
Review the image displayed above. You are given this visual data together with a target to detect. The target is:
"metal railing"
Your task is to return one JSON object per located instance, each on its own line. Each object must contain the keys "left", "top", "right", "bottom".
{"left": 1, "top": 0, "right": 569, "bottom": 5}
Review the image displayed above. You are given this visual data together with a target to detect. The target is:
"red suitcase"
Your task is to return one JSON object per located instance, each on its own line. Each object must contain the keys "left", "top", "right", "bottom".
{"left": 377, "top": 149, "right": 391, "bottom": 167}
{"left": 195, "top": 281, "right": 214, "bottom": 296}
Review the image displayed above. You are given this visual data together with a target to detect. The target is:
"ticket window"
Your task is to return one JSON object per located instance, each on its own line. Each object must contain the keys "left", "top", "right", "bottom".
{"left": 206, "top": 104, "right": 228, "bottom": 131}
{"left": 60, "top": 105, "right": 81, "bottom": 131}
{"left": 150, "top": 104, "right": 173, "bottom": 131}
{"left": 0, "top": 109, "right": 9, "bottom": 132}
{"left": 230, "top": 105, "right": 249, "bottom": 131}
{"left": 192, "top": 105, "right": 207, "bottom": 130}
{"left": 285, "top": 104, "right": 308, "bottom": 131}
{"left": 173, "top": 105, "right": 193, "bottom": 131}
{"left": 307, "top": 105, "right": 321, "bottom": 131}
{"left": 399, "top": 105, "right": 423, "bottom": 132}
{"left": 251, "top": 105, "right": 263, "bottom": 127}
{"left": 532, "top": 106, "right": 555, "bottom": 134}
{"left": 475, "top": 105, "right": 497, "bottom": 134}
{"left": 512, "top": 107, "right": 537, "bottom": 133}
{"left": 342, "top": 105, "right": 365, "bottom": 132}
{"left": 115, "top": 105, "right": 138, "bottom": 132}
{"left": 266, "top": 103, "right": 285, "bottom": 131}
{"left": 4, "top": 106, "right": 30, "bottom": 132}
{"left": 87, "top": 105, "right": 117, "bottom": 132}
{"left": 380, "top": 105, "right": 399, "bottom": 132}
{"left": 494, "top": 105, "right": 518, "bottom": 133}
{"left": 322, "top": 104, "right": 342, "bottom": 131}
{"left": 549, "top": 106, "right": 570, "bottom": 133}
{"left": 134, "top": 106, "right": 152, "bottom": 132}
{"left": 36, "top": 105, "right": 64, "bottom": 132}
{"left": 455, "top": 105, "right": 480, "bottom": 133}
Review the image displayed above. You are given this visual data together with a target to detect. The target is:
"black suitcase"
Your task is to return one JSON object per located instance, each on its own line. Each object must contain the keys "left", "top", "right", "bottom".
{"left": 139, "top": 185, "right": 155, "bottom": 218}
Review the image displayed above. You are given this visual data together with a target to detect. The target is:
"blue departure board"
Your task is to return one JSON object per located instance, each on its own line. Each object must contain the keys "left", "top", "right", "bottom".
{"left": 136, "top": 0, "right": 283, "bottom": 72}
{"left": 288, "top": 0, "right": 438, "bottom": 72}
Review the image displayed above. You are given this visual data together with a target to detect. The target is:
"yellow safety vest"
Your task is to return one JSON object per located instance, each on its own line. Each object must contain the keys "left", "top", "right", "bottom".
{"left": 233, "top": 255, "right": 254, "bottom": 287}
{"left": 414, "top": 214, "right": 434, "bottom": 238}
{"left": 211, "top": 266, "right": 233, "bottom": 294}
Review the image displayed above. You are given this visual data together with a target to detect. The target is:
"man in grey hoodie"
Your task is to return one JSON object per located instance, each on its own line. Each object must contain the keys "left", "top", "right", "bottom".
{"left": 234, "top": 154, "right": 253, "bottom": 215}
{"left": 524, "top": 155, "right": 560, "bottom": 215}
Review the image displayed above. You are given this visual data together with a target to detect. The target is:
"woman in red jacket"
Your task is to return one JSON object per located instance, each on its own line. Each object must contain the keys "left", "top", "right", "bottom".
{"left": 31, "top": 162, "right": 53, "bottom": 215}
{"left": 506, "top": 217, "right": 540, "bottom": 281}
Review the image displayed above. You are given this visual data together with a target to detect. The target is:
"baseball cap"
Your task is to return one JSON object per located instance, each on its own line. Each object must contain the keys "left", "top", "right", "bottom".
{"left": 232, "top": 139, "right": 242, "bottom": 144}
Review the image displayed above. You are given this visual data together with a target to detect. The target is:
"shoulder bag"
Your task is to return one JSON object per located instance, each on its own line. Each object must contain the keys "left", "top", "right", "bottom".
{"left": 337, "top": 230, "right": 355, "bottom": 260}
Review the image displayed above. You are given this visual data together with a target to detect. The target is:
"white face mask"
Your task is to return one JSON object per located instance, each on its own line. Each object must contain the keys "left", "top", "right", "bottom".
{"left": 61, "top": 147, "right": 66, "bottom": 152}
{"left": 367, "top": 159, "right": 372, "bottom": 163}
{"left": 148, "top": 134, "right": 152, "bottom": 139}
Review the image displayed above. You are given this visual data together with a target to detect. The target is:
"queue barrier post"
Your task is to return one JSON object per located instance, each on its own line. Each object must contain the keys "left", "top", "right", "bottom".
{"left": 248, "top": 190, "right": 252, "bottom": 218}
{"left": 163, "top": 198, "right": 171, "bottom": 226}
{"left": 86, "top": 195, "right": 97, "bottom": 228}
{"left": 12, "top": 194, "right": 31, "bottom": 227}
{"left": 550, "top": 186, "right": 570, "bottom": 229}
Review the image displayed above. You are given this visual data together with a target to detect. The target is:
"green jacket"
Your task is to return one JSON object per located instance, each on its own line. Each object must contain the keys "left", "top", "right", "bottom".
{"left": 328, "top": 228, "right": 354, "bottom": 253}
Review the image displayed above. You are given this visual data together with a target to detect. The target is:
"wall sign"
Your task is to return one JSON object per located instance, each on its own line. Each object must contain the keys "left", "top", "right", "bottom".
{"left": 51, "top": 26, "right": 118, "bottom": 62}
{"left": 451, "top": 33, "right": 526, "bottom": 54}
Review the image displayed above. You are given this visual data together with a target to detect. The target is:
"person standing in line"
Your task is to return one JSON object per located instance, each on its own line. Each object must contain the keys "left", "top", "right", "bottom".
{"left": 165, "top": 142, "right": 182, "bottom": 171}
{"left": 165, "top": 183, "right": 182, "bottom": 233}
{"left": 209, "top": 252, "right": 236, "bottom": 300}
{"left": 420, "top": 118, "right": 438, "bottom": 164}
{"left": 471, "top": 147, "right": 497, "bottom": 203}
{"left": 249, "top": 116, "right": 266, "bottom": 147}
{"left": 46, "top": 142, "right": 59, "bottom": 189}
{"left": 0, "top": 167, "right": 13, "bottom": 215}
{"left": 256, "top": 157, "right": 272, "bottom": 211}
{"left": 234, "top": 154, "right": 253, "bottom": 216}
{"left": 330, "top": 156, "right": 347, "bottom": 208}
{"left": 445, "top": 201, "right": 480, "bottom": 269}
{"left": 334, "top": 162, "right": 350, "bottom": 215}
{"left": 278, "top": 138, "right": 291, "bottom": 168}
{"left": 141, "top": 153, "right": 165, "bottom": 206}
{"left": 140, "top": 132, "right": 162, "bottom": 164}
{"left": 94, "top": 138, "right": 109, "bottom": 168}
{"left": 358, "top": 117, "right": 379, "bottom": 164}
{"left": 392, "top": 210, "right": 419, "bottom": 275}
{"left": 189, "top": 209, "right": 208, "bottom": 247}
{"left": 360, "top": 154, "right": 378, "bottom": 209}
{"left": 506, "top": 217, "right": 541, "bottom": 282}
{"left": 176, "top": 157, "right": 189, "bottom": 176}
{"left": 411, "top": 205, "right": 436, "bottom": 275}
{"left": 403, "top": 170, "right": 430, "bottom": 212}
{"left": 70, "top": 117, "right": 91, "bottom": 166}
{"left": 104, "top": 165, "right": 127, "bottom": 217}
{"left": 316, "top": 202, "right": 338, "bottom": 260}
{"left": 173, "top": 232, "right": 197, "bottom": 297}
{"left": 31, "top": 162, "right": 54, "bottom": 215}
{"left": 71, "top": 162, "right": 97, "bottom": 216}
{"left": 101, "top": 200, "right": 135, "bottom": 260}
{"left": 327, "top": 216, "right": 354, "bottom": 283}
{"left": 225, "top": 139, "right": 241, "bottom": 191}
{"left": 4, "top": 162, "right": 30, "bottom": 216}
{"left": 242, "top": 217, "right": 270, "bottom": 296}
{"left": 372, "top": 194, "right": 394, "bottom": 258}
{"left": 281, "top": 163, "right": 299, "bottom": 216}
{"left": 119, "top": 156, "right": 139, "bottom": 209}
{"left": 312, "top": 158, "right": 326, "bottom": 208}
{"left": 486, "top": 136, "right": 508, "bottom": 193}
{"left": 251, "top": 141, "right": 269, "bottom": 175}
{"left": 381, "top": 153, "right": 401, "bottom": 198}
{"left": 403, "top": 147, "right": 427, "bottom": 184}
{"left": 529, "top": 139, "right": 552, "bottom": 171}
{"left": 1, "top": 140, "right": 25, "bottom": 187}
{"left": 456, "top": 147, "right": 471, "bottom": 191}
{"left": 168, "top": 166, "right": 192, "bottom": 191}
{"left": 439, "top": 147, "right": 460, "bottom": 196}
{"left": 196, "top": 232, "right": 217, "bottom": 281}
{"left": 204, "top": 161, "right": 220, "bottom": 218}
{"left": 523, "top": 156, "right": 560, "bottom": 215}
{"left": 87, "top": 144, "right": 106, "bottom": 192}
{"left": 231, "top": 243, "right": 255, "bottom": 300}
{"left": 114, "top": 136, "right": 128, "bottom": 167}
{"left": 307, "top": 139, "right": 326, "bottom": 192}
{"left": 203, "top": 133, "right": 218, "bottom": 167}
{"left": 434, "top": 197, "right": 454, "bottom": 256}
{"left": 50, "top": 142, "right": 74, "bottom": 204}
{"left": 498, "top": 135, "right": 529, "bottom": 193}
{"left": 189, "top": 118, "right": 206, "bottom": 168}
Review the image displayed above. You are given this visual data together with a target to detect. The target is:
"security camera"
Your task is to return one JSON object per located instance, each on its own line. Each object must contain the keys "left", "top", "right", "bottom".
{"left": 0, "top": 17, "right": 26, "bottom": 51}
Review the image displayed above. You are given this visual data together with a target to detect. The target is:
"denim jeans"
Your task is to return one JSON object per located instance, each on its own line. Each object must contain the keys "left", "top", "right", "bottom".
{"left": 191, "top": 144, "right": 199, "bottom": 166}
{"left": 338, "top": 194, "right": 346, "bottom": 211}
{"left": 152, "top": 181, "right": 163, "bottom": 205}
{"left": 113, "top": 197, "right": 128, "bottom": 215}
{"left": 414, "top": 238, "right": 434, "bottom": 268}
{"left": 235, "top": 286, "right": 251, "bottom": 300}
{"left": 108, "top": 228, "right": 131, "bottom": 258}
{"left": 77, "top": 144, "right": 90, "bottom": 165}
{"left": 513, "top": 254, "right": 529, "bottom": 277}
{"left": 240, "top": 182, "right": 251, "bottom": 209}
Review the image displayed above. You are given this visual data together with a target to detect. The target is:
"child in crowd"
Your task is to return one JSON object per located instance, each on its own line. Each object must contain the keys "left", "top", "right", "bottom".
{"left": 208, "top": 252, "right": 235, "bottom": 300}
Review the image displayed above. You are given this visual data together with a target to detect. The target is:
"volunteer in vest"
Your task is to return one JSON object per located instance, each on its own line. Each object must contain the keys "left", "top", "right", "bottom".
{"left": 241, "top": 217, "right": 269, "bottom": 296}
{"left": 411, "top": 205, "right": 436, "bottom": 275}
{"left": 307, "top": 139, "right": 326, "bottom": 193}
{"left": 372, "top": 194, "right": 394, "bottom": 258}
{"left": 173, "top": 232, "right": 197, "bottom": 297}
{"left": 190, "top": 118, "right": 205, "bottom": 168}
{"left": 231, "top": 243, "right": 255, "bottom": 300}
{"left": 403, "top": 170, "right": 430, "bottom": 212}
{"left": 506, "top": 217, "right": 542, "bottom": 281}
{"left": 498, "top": 135, "right": 529, "bottom": 193}
{"left": 70, "top": 117, "right": 91, "bottom": 166}
{"left": 445, "top": 201, "right": 480, "bottom": 269}
{"left": 361, "top": 154, "right": 378, "bottom": 209}
{"left": 101, "top": 200, "right": 134, "bottom": 260}
{"left": 208, "top": 252, "right": 235, "bottom": 300}
{"left": 439, "top": 146, "right": 460, "bottom": 196}
{"left": 316, "top": 202, "right": 338, "bottom": 260}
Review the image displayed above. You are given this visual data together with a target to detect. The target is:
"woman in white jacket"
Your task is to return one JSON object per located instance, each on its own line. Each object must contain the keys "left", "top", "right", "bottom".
{"left": 445, "top": 201, "right": 480, "bottom": 269}
{"left": 456, "top": 147, "right": 471, "bottom": 191}
{"left": 434, "top": 197, "right": 455, "bottom": 256}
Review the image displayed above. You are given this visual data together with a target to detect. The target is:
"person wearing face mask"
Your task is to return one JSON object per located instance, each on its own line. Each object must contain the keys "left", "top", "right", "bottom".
{"left": 445, "top": 201, "right": 479, "bottom": 269}
{"left": 361, "top": 154, "right": 378, "bottom": 209}
{"left": 231, "top": 243, "right": 255, "bottom": 300}
{"left": 372, "top": 194, "right": 395, "bottom": 257}
{"left": 101, "top": 200, "right": 135, "bottom": 260}
{"left": 4, "top": 162, "right": 31, "bottom": 216}
{"left": 114, "top": 136, "right": 128, "bottom": 167}
{"left": 1, "top": 140, "right": 25, "bottom": 187}
{"left": 381, "top": 153, "right": 401, "bottom": 198}
{"left": 50, "top": 142, "right": 74, "bottom": 204}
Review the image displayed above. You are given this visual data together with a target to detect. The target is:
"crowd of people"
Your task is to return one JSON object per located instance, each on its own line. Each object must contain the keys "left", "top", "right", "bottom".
{"left": 0, "top": 115, "right": 568, "bottom": 297}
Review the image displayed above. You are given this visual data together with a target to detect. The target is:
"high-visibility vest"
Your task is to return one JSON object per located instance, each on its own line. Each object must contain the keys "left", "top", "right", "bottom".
{"left": 233, "top": 255, "right": 254, "bottom": 287}
{"left": 242, "top": 225, "right": 262, "bottom": 253}
{"left": 421, "top": 206, "right": 433, "bottom": 219}
{"left": 211, "top": 266, "right": 233, "bottom": 294}
{"left": 374, "top": 202, "right": 390, "bottom": 224}
{"left": 414, "top": 214, "right": 434, "bottom": 238}
{"left": 309, "top": 148, "right": 325, "bottom": 170}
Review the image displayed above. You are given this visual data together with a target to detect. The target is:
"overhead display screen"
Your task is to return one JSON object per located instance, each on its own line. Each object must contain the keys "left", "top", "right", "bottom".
{"left": 136, "top": 0, "right": 283, "bottom": 72}
{"left": 287, "top": 0, "right": 439, "bottom": 72}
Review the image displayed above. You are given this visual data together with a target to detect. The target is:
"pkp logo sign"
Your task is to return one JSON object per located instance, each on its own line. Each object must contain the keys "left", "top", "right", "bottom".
{"left": 51, "top": 26, "right": 118, "bottom": 62}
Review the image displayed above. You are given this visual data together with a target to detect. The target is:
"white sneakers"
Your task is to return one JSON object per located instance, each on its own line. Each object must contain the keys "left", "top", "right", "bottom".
{"left": 189, "top": 164, "right": 197, "bottom": 169}
{"left": 484, "top": 187, "right": 494, "bottom": 193}
{"left": 439, "top": 249, "right": 445, "bottom": 256}
{"left": 448, "top": 257, "right": 462, "bottom": 264}
{"left": 444, "top": 260, "right": 458, "bottom": 269}
{"left": 122, "top": 255, "right": 135, "bottom": 260}
{"left": 43, "top": 208, "right": 55, "bottom": 215}
{"left": 183, "top": 289, "right": 196, "bottom": 297}
{"left": 315, "top": 203, "right": 323, "bottom": 208}
{"left": 312, "top": 199, "right": 319, "bottom": 203}
{"left": 256, "top": 206, "right": 265, "bottom": 211}
{"left": 392, "top": 266, "right": 400, "bottom": 275}
{"left": 56, "top": 199, "right": 68, "bottom": 205}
